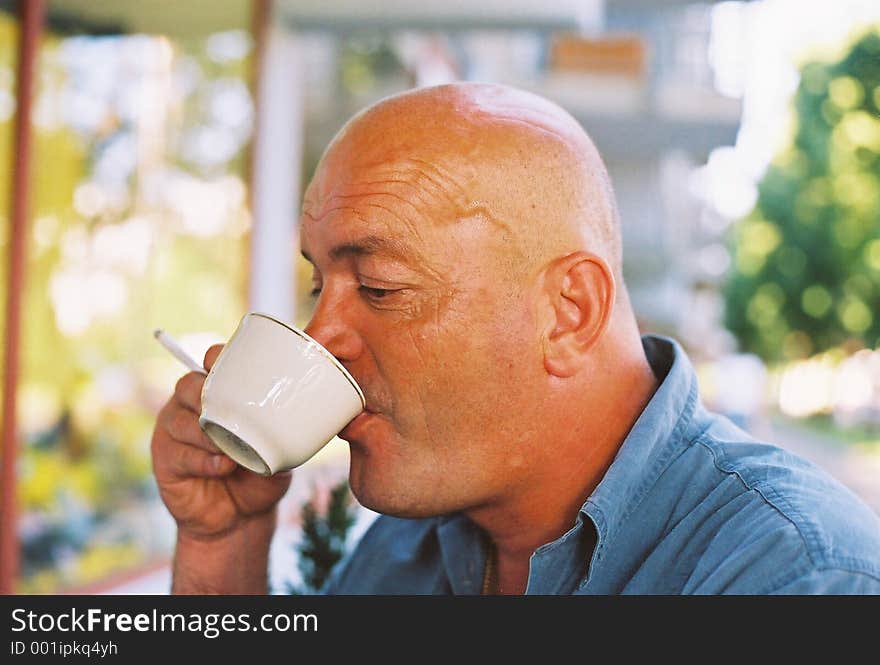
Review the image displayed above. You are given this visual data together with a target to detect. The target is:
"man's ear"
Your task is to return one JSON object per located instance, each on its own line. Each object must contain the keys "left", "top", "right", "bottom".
{"left": 538, "top": 251, "right": 615, "bottom": 378}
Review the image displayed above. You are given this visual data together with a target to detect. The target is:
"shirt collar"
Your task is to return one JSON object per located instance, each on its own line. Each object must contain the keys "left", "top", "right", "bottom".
{"left": 580, "top": 334, "right": 699, "bottom": 559}
{"left": 436, "top": 513, "right": 487, "bottom": 595}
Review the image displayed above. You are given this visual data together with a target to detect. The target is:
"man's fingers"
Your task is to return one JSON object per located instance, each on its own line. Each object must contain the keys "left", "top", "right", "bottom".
{"left": 164, "top": 406, "right": 220, "bottom": 453}
{"left": 166, "top": 444, "right": 238, "bottom": 479}
{"left": 174, "top": 371, "right": 206, "bottom": 414}
{"left": 204, "top": 344, "right": 225, "bottom": 372}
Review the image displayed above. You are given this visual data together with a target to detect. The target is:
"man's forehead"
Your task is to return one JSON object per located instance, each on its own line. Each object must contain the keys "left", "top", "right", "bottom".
{"left": 303, "top": 147, "right": 473, "bottom": 214}
{"left": 299, "top": 148, "right": 475, "bottom": 264}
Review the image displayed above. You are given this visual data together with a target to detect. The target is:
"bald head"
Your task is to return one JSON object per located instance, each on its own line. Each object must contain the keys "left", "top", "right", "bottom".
{"left": 304, "top": 82, "right": 623, "bottom": 283}
{"left": 300, "top": 84, "right": 653, "bottom": 521}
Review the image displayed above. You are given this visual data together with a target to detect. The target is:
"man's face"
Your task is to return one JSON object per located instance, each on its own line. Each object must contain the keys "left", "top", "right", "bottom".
{"left": 300, "top": 146, "right": 545, "bottom": 518}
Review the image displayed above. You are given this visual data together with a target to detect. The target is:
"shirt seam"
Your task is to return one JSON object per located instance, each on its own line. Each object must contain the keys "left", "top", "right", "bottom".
{"left": 694, "top": 433, "right": 873, "bottom": 573}
{"left": 695, "top": 434, "right": 823, "bottom": 557}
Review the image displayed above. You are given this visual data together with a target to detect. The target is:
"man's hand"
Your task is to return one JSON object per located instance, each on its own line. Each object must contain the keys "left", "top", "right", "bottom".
{"left": 151, "top": 344, "right": 292, "bottom": 593}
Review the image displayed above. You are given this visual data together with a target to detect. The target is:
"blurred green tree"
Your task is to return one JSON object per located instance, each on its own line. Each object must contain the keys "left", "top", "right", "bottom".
{"left": 286, "top": 480, "right": 357, "bottom": 595}
{"left": 724, "top": 28, "right": 880, "bottom": 362}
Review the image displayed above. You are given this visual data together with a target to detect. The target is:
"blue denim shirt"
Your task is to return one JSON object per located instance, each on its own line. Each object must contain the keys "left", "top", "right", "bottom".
{"left": 324, "top": 335, "right": 880, "bottom": 594}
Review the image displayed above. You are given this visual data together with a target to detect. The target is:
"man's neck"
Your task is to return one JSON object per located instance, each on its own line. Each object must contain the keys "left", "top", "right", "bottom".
{"left": 465, "top": 350, "right": 658, "bottom": 594}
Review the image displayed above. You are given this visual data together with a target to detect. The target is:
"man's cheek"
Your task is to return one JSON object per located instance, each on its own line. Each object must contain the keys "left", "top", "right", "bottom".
{"left": 399, "top": 311, "right": 464, "bottom": 359}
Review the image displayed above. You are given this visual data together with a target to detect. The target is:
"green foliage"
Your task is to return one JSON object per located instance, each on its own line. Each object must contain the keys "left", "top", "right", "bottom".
{"left": 724, "top": 28, "right": 880, "bottom": 362}
{"left": 286, "top": 480, "right": 357, "bottom": 594}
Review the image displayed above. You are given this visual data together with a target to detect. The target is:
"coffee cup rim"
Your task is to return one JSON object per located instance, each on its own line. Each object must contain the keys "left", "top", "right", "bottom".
{"left": 248, "top": 311, "right": 366, "bottom": 408}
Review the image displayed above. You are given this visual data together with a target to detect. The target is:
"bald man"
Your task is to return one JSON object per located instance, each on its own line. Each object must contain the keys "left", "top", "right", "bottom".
{"left": 152, "top": 83, "right": 880, "bottom": 595}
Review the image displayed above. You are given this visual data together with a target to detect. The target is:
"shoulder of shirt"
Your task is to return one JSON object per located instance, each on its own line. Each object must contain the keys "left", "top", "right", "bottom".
{"left": 681, "top": 411, "right": 880, "bottom": 592}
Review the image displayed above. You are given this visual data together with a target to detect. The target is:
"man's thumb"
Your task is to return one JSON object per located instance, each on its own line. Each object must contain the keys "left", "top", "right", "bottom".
{"left": 204, "top": 343, "right": 225, "bottom": 371}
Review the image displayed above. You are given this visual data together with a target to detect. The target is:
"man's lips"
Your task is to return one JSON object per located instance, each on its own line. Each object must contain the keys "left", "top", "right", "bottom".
{"left": 339, "top": 409, "right": 379, "bottom": 442}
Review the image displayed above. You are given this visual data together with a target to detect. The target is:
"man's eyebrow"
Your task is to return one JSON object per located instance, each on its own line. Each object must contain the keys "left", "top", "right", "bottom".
{"left": 301, "top": 235, "right": 418, "bottom": 264}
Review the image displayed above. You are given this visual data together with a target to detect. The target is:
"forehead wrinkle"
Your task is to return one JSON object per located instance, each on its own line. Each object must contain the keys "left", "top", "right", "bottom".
{"left": 302, "top": 204, "right": 369, "bottom": 224}
{"left": 304, "top": 200, "right": 427, "bottom": 249}
{"left": 396, "top": 158, "right": 515, "bottom": 240}
{"left": 397, "top": 157, "right": 471, "bottom": 212}
{"left": 304, "top": 161, "right": 480, "bottom": 245}
{"left": 343, "top": 159, "right": 472, "bottom": 223}
{"left": 309, "top": 189, "right": 427, "bottom": 233}
{"left": 301, "top": 202, "right": 434, "bottom": 269}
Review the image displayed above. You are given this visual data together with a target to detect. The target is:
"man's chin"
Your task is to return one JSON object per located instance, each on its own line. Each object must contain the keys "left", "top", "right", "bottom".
{"left": 347, "top": 461, "right": 448, "bottom": 519}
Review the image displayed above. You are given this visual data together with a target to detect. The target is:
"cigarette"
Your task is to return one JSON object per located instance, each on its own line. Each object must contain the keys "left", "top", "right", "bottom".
{"left": 153, "top": 329, "right": 208, "bottom": 375}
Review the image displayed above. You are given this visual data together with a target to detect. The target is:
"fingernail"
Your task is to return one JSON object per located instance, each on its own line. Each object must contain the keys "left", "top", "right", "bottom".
{"left": 212, "top": 455, "right": 226, "bottom": 471}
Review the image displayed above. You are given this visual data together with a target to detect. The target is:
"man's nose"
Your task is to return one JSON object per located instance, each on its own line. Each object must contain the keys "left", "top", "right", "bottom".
{"left": 303, "top": 290, "right": 363, "bottom": 363}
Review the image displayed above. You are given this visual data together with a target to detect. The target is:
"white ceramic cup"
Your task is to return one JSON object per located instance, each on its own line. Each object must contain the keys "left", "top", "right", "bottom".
{"left": 198, "top": 312, "right": 365, "bottom": 476}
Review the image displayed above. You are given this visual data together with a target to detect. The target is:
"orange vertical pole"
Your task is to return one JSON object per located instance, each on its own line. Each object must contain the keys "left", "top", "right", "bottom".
{"left": 1, "top": 0, "right": 45, "bottom": 595}
{"left": 244, "top": 0, "right": 271, "bottom": 309}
